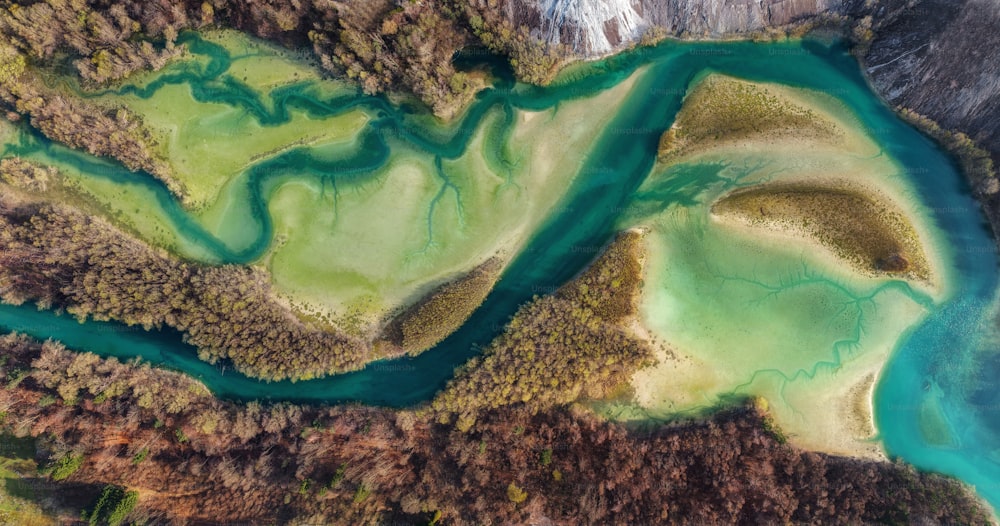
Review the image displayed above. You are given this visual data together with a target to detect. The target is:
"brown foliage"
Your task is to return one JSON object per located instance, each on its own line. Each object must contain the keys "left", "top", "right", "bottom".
{"left": 379, "top": 257, "right": 502, "bottom": 355}
{"left": 0, "top": 157, "right": 54, "bottom": 192}
{"left": 0, "top": 332, "right": 989, "bottom": 525}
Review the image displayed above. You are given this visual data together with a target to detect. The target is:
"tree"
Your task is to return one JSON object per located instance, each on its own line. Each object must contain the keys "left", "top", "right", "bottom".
{"left": 506, "top": 482, "right": 527, "bottom": 504}
{"left": 47, "top": 452, "right": 83, "bottom": 481}
{"left": 86, "top": 484, "right": 138, "bottom": 526}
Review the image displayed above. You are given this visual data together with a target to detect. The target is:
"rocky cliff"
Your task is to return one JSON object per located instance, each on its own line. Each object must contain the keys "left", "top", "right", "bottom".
{"left": 862, "top": 0, "right": 1000, "bottom": 230}
{"left": 503, "top": 0, "right": 1000, "bottom": 230}
{"left": 505, "top": 0, "right": 856, "bottom": 55}
{"left": 864, "top": 0, "right": 1000, "bottom": 163}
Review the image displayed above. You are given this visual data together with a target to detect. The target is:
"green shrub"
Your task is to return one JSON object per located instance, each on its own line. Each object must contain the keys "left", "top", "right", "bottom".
{"left": 131, "top": 448, "right": 148, "bottom": 465}
{"left": 48, "top": 453, "right": 84, "bottom": 481}
{"left": 761, "top": 415, "right": 788, "bottom": 445}
{"left": 540, "top": 448, "right": 552, "bottom": 466}
{"left": 506, "top": 482, "right": 527, "bottom": 504}
{"left": 353, "top": 483, "right": 371, "bottom": 503}
{"left": 329, "top": 462, "right": 347, "bottom": 488}
{"left": 86, "top": 485, "right": 138, "bottom": 526}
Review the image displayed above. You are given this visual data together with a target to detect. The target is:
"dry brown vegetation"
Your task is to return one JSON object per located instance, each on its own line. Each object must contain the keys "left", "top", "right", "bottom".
{"left": 0, "top": 333, "right": 990, "bottom": 525}
{"left": 431, "top": 231, "right": 653, "bottom": 427}
{"left": 378, "top": 257, "right": 502, "bottom": 356}
{"left": 658, "top": 75, "right": 836, "bottom": 162}
{"left": 712, "top": 182, "right": 931, "bottom": 281}
{"left": 0, "top": 43, "right": 174, "bottom": 193}
{"left": 0, "top": 157, "right": 54, "bottom": 192}
{"left": 459, "top": 0, "right": 570, "bottom": 85}
{"left": 0, "top": 189, "right": 369, "bottom": 381}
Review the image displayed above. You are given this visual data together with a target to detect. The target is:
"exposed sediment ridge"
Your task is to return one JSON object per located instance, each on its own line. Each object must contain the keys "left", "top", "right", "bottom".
{"left": 711, "top": 181, "right": 933, "bottom": 284}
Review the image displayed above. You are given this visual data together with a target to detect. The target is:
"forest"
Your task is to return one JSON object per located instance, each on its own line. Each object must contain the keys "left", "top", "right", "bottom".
{"left": 0, "top": 0, "right": 567, "bottom": 199}
{"left": 0, "top": 331, "right": 991, "bottom": 524}
{"left": 0, "top": 186, "right": 371, "bottom": 381}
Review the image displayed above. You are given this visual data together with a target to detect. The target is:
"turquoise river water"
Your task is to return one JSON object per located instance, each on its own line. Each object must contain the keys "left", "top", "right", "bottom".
{"left": 2, "top": 33, "right": 1000, "bottom": 511}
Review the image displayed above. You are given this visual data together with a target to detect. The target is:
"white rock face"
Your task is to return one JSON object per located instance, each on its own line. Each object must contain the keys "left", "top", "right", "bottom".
{"left": 517, "top": 0, "right": 845, "bottom": 56}
{"left": 536, "top": 0, "right": 650, "bottom": 55}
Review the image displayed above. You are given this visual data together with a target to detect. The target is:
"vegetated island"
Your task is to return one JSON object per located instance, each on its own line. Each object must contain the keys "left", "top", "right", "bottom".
{"left": 712, "top": 181, "right": 932, "bottom": 283}
{"left": 656, "top": 74, "right": 841, "bottom": 164}
{"left": 676, "top": 77, "right": 934, "bottom": 285}
{"left": 663, "top": 76, "right": 938, "bottom": 290}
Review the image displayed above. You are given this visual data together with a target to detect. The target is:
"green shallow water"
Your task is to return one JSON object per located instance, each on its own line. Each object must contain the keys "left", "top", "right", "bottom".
{"left": 3, "top": 33, "right": 1000, "bottom": 511}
